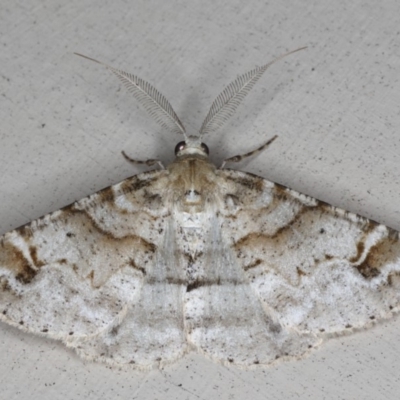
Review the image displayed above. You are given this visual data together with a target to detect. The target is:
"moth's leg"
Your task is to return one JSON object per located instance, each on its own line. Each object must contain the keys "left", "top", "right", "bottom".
{"left": 122, "top": 151, "right": 165, "bottom": 170}
{"left": 220, "top": 135, "right": 278, "bottom": 169}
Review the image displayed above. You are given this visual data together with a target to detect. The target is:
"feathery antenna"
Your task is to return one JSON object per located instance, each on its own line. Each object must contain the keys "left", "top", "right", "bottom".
{"left": 199, "top": 47, "right": 307, "bottom": 138}
{"left": 75, "top": 53, "right": 187, "bottom": 138}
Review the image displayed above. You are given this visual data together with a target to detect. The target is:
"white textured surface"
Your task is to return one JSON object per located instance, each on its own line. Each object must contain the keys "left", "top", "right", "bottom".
{"left": 1, "top": 0, "right": 400, "bottom": 399}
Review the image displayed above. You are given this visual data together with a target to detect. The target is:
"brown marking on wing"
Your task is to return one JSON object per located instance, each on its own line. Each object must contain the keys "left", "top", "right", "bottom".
{"left": 120, "top": 176, "right": 152, "bottom": 193}
{"left": 186, "top": 277, "right": 243, "bottom": 292}
{"left": 234, "top": 201, "right": 309, "bottom": 247}
{"left": 355, "top": 232, "right": 400, "bottom": 279}
{"left": 65, "top": 206, "right": 159, "bottom": 244}
{"left": 349, "top": 241, "right": 365, "bottom": 264}
{"left": 316, "top": 199, "right": 353, "bottom": 218}
{"left": 388, "top": 271, "right": 400, "bottom": 287}
{"left": 315, "top": 200, "right": 332, "bottom": 212}
{"left": 1, "top": 203, "right": 157, "bottom": 288}
{"left": 146, "top": 276, "right": 187, "bottom": 286}
{"left": 233, "top": 203, "right": 390, "bottom": 284}
{"left": 29, "top": 245, "right": 45, "bottom": 268}
{"left": 128, "top": 258, "right": 146, "bottom": 275}
{"left": 15, "top": 224, "right": 34, "bottom": 239}
{"left": 98, "top": 186, "right": 115, "bottom": 203}
{"left": 273, "top": 183, "right": 290, "bottom": 197}
{"left": 224, "top": 194, "right": 240, "bottom": 208}
{"left": 226, "top": 174, "right": 264, "bottom": 192}
{"left": 388, "top": 227, "right": 400, "bottom": 240}
{"left": 61, "top": 203, "right": 76, "bottom": 213}
{"left": 243, "top": 258, "right": 263, "bottom": 271}
{"left": 296, "top": 267, "right": 306, "bottom": 276}
{"left": 143, "top": 192, "right": 163, "bottom": 209}
{"left": 0, "top": 240, "right": 37, "bottom": 284}
{"left": 87, "top": 270, "right": 95, "bottom": 286}
{"left": 8, "top": 170, "right": 166, "bottom": 237}
{"left": 347, "top": 218, "right": 377, "bottom": 267}
{"left": 223, "top": 186, "right": 284, "bottom": 222}
{"left": 0, "top": 278, "right": 12, "bottom": 293}
{"left": 185, "top": 252, "right": 205, "bottom": 283}
{"left": 355, "top": 263, "right": 380, "bottom": 279}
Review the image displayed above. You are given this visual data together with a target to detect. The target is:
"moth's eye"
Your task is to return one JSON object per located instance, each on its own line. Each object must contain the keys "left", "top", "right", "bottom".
{"left": 174, "top": 141, "right": 186, "bottom": 155}
{"left": 201, "top": 142, "right": 209, "bottom": 155}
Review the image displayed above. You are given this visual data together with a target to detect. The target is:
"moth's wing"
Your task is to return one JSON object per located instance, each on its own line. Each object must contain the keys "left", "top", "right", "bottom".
{"left": 184, "top": 207, "right": 319, "bottom": 367}
{"left": 0, "top": 169, "right": 188, "bottom": 366}
{"left": 68, "top": 214, "right": 188, "bottom": 368}
{"left": 218, "top": 169, "right": 400, "bottom": 336}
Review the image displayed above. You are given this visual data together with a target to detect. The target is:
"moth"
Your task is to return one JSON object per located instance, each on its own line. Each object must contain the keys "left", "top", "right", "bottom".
{"left": 1, "top": 48, "right": 399, "bottom": 369}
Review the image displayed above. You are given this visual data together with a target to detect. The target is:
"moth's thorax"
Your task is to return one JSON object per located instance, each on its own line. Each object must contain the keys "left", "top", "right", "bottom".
{"left": 167, "top": 154, "right": 217, "bottom": 213}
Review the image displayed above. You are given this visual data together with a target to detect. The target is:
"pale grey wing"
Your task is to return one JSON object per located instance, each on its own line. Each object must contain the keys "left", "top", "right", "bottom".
{"left": 184, "top": 206, "right": 319, "bottom": 367}
{"left": 0, "top": 169, "right": 187, "bottom": 366}
{"left": 217, "top": 169, "right": 400, "bottom": 336}
{"left": 67, "top": 214, "right": 188, "bottom": 368}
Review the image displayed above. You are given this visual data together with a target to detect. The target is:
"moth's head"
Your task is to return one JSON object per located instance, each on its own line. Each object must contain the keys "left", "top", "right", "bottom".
{"left": 174, "top": 135, "right": 209, "bottom": 158}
